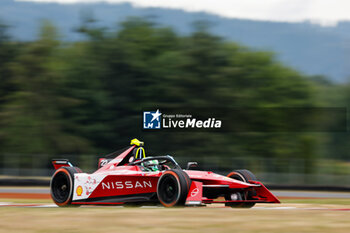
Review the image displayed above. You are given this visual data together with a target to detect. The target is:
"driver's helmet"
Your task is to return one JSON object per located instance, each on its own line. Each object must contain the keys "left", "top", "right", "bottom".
{"left": 142, "top": 160, "right": 159, "bottom": 172}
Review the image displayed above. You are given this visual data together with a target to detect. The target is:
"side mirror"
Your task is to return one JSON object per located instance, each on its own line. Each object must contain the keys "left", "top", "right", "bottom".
{"left": 186, "top": 162, "right": 199, "bottom": 170}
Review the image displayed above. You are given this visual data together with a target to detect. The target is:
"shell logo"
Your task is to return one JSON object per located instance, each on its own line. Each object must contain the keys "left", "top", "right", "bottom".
{"left": 76, "top": 185, "right": 83, "bottom": 196}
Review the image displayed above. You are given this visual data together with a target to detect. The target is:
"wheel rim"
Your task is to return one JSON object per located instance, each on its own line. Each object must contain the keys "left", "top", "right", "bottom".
{"left": 51, "top": 171, "right": 70, "bottom": 203}
{"left": 226, "top": 171, "right": 256, "bottom": 208}
{"left": 230, "top": 193, "right": 240, "bottom": 200}
{"left": 158, "top": 174, "right": 179, "bottom": 204}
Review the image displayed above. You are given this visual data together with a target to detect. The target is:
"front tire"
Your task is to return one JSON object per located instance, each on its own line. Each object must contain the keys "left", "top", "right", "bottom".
{"left": 225, "top": 169, "right": 257, "bottom": 208}
{"left": 50, "top": 167, "right": 81, "bottom": 207}
{"left": 157, "top": 169, "right": 191, "bottom": 207}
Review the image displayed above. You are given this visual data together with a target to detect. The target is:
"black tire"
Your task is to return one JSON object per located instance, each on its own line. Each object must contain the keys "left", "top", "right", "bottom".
{"left": 225, "top": 169, "right": 257, "bottom": 208}
{"left": 157, "top": 169, "right": 191, "bottom": 207}
{"left": 182, "top": 171, "right": 192, "bottom": 191}
{"left": 50, "top": 167, "right": 81, "bottom": 207}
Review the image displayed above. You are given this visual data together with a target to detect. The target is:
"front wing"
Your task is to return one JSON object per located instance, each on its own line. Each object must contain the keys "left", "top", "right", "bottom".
{"left": 186, "top": 180, "right": 280, "bottom": 205}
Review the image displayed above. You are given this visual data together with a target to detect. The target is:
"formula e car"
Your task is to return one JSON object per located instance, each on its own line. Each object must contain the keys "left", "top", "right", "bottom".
{"left": 50, "top": 139, "right": 280, "bottom": 207}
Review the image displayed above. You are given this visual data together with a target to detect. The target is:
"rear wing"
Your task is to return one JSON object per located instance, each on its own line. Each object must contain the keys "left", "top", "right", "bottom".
{"left": 52, "top": 159, "right": 73, "bottom": 170}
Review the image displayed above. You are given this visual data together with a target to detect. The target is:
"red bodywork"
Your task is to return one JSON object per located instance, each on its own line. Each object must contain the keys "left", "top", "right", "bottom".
{"left": 57, "top": 145, "right": 279, "bottom": 206}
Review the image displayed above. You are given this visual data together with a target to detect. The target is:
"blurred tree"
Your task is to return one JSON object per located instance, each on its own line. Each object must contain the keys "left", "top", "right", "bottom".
{"left": 0, "top": 22, "right": 17, "bottom": 106}
{"left": 0, "top": 22, "right": 18, "bottom": 151}
{"left": 1, "top": 21, "right": 91, "bottom": 154}
{"left": 319, "top": 82, "right": 350, "bottom": 160}
{"left": 0, "top": 17, "right": 346, "bottom": 175}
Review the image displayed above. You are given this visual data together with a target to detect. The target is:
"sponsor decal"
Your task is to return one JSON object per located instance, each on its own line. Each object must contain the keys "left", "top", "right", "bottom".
{"left": 76, "top": 185, "right": 83, "bottom": 196}
{"left": 101, "top": 181, "right": 152, "bottom": 189}
{"left": 191, "top": 188, "right": 199, "bottom": 197}
{"left": 72, "top": 174, "right": 107, "bottom": 200}
{"left": 100, "top": 159, "right": 108, "bottom": 167}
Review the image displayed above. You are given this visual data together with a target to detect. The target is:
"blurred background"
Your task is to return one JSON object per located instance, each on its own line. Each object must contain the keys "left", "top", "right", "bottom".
{"left": 0, "top": 0, "right": 350, "bottom": 188}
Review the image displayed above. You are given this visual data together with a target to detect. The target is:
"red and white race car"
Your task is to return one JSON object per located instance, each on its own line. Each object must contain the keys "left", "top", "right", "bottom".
{"left": 50, "top": 139, "right": 280, "bottom": 207}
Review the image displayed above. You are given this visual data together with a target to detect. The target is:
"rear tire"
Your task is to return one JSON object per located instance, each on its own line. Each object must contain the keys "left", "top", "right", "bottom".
{"left": 157, "top": 169, "right": 191, "bottom": 207}
{"left": 50, "top": 167, "right": 81, "bottom": 207}
{"left": 225, "top": 169, "right": 257, "bottom": 208}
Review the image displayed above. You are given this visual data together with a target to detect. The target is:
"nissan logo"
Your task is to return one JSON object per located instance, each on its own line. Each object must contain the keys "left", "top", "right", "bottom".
{"left": 191, "top": 188, "right": 199, "bottom": 197}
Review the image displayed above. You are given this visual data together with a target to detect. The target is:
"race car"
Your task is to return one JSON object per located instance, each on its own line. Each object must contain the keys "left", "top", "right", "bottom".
{"left": 50, "top": 139, "right": 280, "bottom": 207}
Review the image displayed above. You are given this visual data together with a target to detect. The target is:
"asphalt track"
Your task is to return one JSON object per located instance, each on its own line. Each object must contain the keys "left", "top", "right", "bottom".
{"left": 0, "top": 187, "right": 350, "bottom": 210}
{"left": 1, "top": 187, "right": 350, "bottom": 199}
{"left": 0, "top": 202, "right": 350, "bottom": 211}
